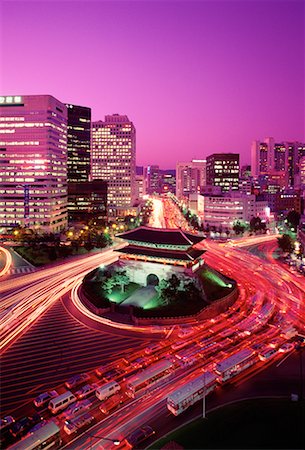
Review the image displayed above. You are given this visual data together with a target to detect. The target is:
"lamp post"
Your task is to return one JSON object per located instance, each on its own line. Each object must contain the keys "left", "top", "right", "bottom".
{"left": 87, "top": 433, "right": 120, "bottom": 449}
{"left": 202, "top": 370, "right": 207, "bottom": 419}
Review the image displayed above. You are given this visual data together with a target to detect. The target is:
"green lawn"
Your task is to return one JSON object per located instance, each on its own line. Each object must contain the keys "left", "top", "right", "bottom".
{"left": 108, "top": 282, "right": 141, "bottom": 304}
{"left": 149, "top": 398, "right": 304, "bottom": 449}
{"left": 199, "top": 267, "right": 235, "bottom": 301}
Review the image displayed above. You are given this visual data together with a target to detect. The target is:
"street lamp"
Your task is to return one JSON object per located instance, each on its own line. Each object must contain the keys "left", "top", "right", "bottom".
{"left": 88, "top": 433, "right": 121, "bottom": 449}
{"left": 202, "top": 370, "right": 207, "bottom": 419}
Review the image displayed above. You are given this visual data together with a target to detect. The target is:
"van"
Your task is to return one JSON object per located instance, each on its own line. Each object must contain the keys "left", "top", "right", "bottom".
{"left": 48, "top": 391, "right": 76, "bottom": 414}
{"left": 95, "top": 381, "right": 121, "bottom": 402}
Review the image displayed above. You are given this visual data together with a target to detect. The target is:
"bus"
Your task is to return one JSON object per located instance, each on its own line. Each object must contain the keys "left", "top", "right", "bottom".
{"left": 126, "top": 360, "right": 173, "bottom": 398}
{"left": 8, "top": 422, "right": 61, "bottom": 450}
{"left": 215, "top": 348, "right": 256, "bottom": 382}
{"left": 167, "top": 371, "right": 218, "bottom": 416}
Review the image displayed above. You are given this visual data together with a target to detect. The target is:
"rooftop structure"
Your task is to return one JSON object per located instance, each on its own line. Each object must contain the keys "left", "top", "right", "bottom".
{"left": 115, "top": 226, "right": 206, "bottom": 269}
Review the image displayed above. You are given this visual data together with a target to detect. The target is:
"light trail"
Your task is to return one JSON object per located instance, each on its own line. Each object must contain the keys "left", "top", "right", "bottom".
{"left": 0, "top": 246, "right": 12, "bottom": 277}
{"left": 0, "top": 246, "right": 127, "bottom": 352}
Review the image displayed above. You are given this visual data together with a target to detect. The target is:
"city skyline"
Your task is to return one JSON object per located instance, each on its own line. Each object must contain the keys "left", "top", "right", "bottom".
{"left": 2, "top": 0, "right": 304, "bottom": 168}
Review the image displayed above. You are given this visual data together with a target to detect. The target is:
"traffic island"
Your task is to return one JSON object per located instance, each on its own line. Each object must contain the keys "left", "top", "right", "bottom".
{"left": 80, "top": 226, "right": 238, "bottom": 326}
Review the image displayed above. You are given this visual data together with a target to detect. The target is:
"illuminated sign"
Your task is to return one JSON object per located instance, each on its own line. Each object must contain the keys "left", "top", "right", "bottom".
{"left": 0, "top": 96, "right": 23, "bottom": 104}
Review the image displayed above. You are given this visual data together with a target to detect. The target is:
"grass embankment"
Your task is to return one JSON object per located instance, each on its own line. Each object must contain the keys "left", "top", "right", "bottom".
{"left": 149, "top": 398, "right": 304, "bottom": 449}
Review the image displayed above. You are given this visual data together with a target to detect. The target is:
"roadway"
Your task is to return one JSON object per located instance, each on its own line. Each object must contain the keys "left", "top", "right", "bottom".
{"left": 1, "top": 198, "right": 304, "bottom": 449}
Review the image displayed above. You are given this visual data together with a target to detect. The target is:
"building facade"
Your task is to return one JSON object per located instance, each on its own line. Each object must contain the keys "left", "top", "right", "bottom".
{"left": 0, "top": 95, "right": 67, "bottom": 232}
{"left": 251, "top": 138, "right": 305, "bottom": 189}
{"left": 67, "top": 180, "right": 107, "bottom": 223}
{"left": 145, "top": 165, "right": 160, "bottom": 194}
{"left": 91, "top": 114, "right": 136, "bottom": 216}
{"left": 176, "top": 160, "right": 206, "bottom": 199}
{"left": 202, "top": 194, "right": 269, "bottom": 229}
{"left": 66, "top": 104, "right": 91, "bottom": 183}
{"left": 206, "top": 153, "right": 239, "bottom": 192}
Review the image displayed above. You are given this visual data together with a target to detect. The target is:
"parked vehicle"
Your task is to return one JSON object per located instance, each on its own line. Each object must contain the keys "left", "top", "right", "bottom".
{"left": 99, "top": 394, "right": 123, "bottom": 415}
{"left": 34, "top": 390, "right": 58, "bottom": 408}
{"left": 126, "top": 425, "right": 155, "bottom": 447}
{"left": 64, "top": 413, "right": 95, "bottom": 435}
{"left": 96, "top": 381, "right": 121, "bottom": 401}
{"left": 48, "top": 391, "right": 77, "bottom": 414}
{"left": 65, "top": 373, "right": 90, "bottom": 389}
{"left": 75, "top": 383, "right": 99, "bottom": 399}
{"left": 61, "top": 399, "right": 92, "bottom": 420}
{"left": 10, "top": 413, "right": 42, "bottom": 438}
{"left": 0, "top": 416, "right": 14, "bottom": 430}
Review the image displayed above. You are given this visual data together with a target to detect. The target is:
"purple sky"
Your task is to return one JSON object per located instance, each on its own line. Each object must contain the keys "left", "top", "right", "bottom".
{"left": 1, "top": 0, "right": 304, "bottom": 168}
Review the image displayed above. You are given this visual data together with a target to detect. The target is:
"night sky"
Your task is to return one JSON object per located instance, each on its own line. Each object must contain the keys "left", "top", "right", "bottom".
{"left": 1, "top": 0, "right": 304, "bottom": 168}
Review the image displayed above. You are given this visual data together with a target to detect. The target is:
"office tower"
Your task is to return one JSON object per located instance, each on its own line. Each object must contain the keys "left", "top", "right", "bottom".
{"left": 66, "top": 104, "right": 91, "bottom": 183}
{"left": 145, "top": 165, "right": 160, "bottom": 194}
{"left": 135, "top": 174, "right": 145, "bottom": 201}
{"left": 251, "top": 137, "right": 274, "bottom": 177}
{"left": 251, "top": 138, "right": 305, "bottom": 189}
{"left": 0, "top": 95, "right": 67, "bottom": 232}
{"left": 206, "top": 153, "right": 239, "bottom": 192}
{"left": 160, "top": 169, "right": 176, "bottom": 194}
{"left": 91, "top": 114, "right": 136, "bottom": 216}
{"left": 68, "top": 180, "right": 107, "bottom": 223}
{"left": 176, "top": 160, "right": 206, "bottom": 199}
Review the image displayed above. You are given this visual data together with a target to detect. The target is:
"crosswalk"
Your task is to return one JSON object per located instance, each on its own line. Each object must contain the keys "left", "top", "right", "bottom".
{"left": 8, "top": 266, "right": 36, "bottom": 275}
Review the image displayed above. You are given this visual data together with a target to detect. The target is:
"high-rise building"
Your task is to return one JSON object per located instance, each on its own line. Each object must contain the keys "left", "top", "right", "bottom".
{"left": 251, "top": 138, "right": 305, "bottom": 189}
{"left": 145, "top": 165, "right": 160, "bottom": 194}
{"left": 206, "top": 153, "right": 239, "bottom": 192}
{"left": 66, "top": 104, "right": 91, "bottom": 183}
{"left": 68, "top": 180, "right": 107, "bottom": 223}
{"left": 176, "top": 160, "right": 206, "bottom": 199}
{"left": 91, "top": 114, "right": 136, "bottom": 216}
{"left": 0, "top": 95, "right": 67, "bottom": 232}
{"left": 251, "top": 137, "right": 274, "bottom": 177}
{"left": 160, "top": 169, "right": 176, "bottom": 194}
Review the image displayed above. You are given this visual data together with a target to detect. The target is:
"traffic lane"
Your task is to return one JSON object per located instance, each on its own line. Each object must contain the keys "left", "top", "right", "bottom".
{"left": 144, "top": 350, "right": 305, "bottom": 450}
{"left": 0, "top": 299, "right": 151, "bottom": 416}
{"left": 62, "top": 292, "right": 165, "bottom": 341}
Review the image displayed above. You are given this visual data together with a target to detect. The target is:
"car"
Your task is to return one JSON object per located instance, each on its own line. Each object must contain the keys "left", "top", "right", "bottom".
{"left": 177, "top": 327, "right": 195, "bottom": 339}
{"left": 99, "top": 394, "right": 123, "bottom": 415}
{"left": 126, "top": 425, "right": 155, "bottom": 447}
{"left": 95, "top": 365, "right": 106, "bottom": 377}
{"left": 0, "top": 416, "right": 15, "bottom": 430}
{"left": 61, "top": 399, "right": 92, "bottom": 420}
{"left": 102, "top": 368, "right": 124, "bottom": 381}
{"left": 65, "top": 373, "right": 90, "bottom": 389}
{"left": 10, "top": 413, "right": 42, "bottom": 438}
{"left": 279, "top": 342, "right": 294, "bottom": 353}
{"left": 34, "top": 390, "right": 58, "bottom": 408}
{"left": 75, "top": 383, "right": 99, "bottom": 399}
{"left": 63, "top": 413, "right": 95, "bottom": 435}
{"left": 27, "top": 420, "right": 48, "bottom": 434}
{"left": 144, "top": 343, "right": 161, "bottom": 355}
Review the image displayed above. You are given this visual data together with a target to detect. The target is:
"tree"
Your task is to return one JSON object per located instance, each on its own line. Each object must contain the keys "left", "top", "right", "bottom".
{"left": 286, "top": 210, "right": 300, "bottom": 230}
{"left": 113, "top": 270, "right": 130, "bottom": 293}
{"left": 233, "top": 220, "right": 246, "bottom": 235}
{"left": 277, "top": 234, "right": 294, "bottom": 254}
{"left": 155, "top": 275, "right": 181, "bottom": 306}
{"left": 103, "top": 277, "right": 116, "bottom": 295}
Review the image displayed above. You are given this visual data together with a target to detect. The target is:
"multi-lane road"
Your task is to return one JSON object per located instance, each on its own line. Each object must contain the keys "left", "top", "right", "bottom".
{"left": 1, "top": 199, "right": 304, "bottom": 449}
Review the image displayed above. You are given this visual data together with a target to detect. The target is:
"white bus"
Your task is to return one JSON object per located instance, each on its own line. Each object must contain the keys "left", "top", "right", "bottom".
{"left": 126, "top": 360, "right": 173, "bottom": 398}
{"left": 8, "top": 422, "right": 61, "bottom": 450}
{"left": 167, "top": 371, "right": 218, "bottom": 416}
{"left": 215, "top": 348, "right": 256, "bottom": 382}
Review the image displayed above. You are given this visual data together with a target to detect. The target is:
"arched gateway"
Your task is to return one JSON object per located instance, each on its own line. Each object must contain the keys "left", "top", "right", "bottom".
{"left": 146, "top": 273, "right": 159, "bottom": 286}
